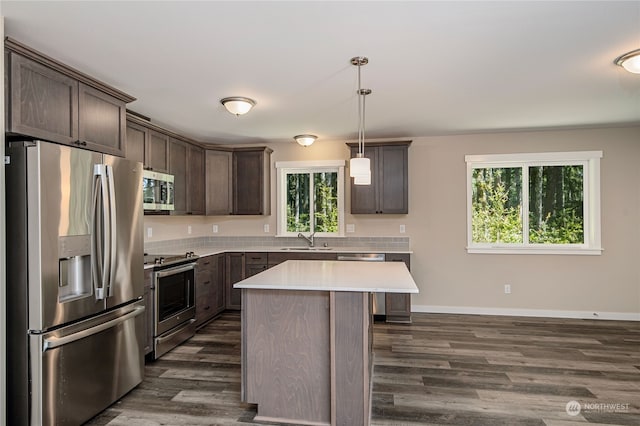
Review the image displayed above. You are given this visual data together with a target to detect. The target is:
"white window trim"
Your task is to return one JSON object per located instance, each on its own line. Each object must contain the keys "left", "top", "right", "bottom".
{"left": 465, "top": 151, "right": 603, "bottom": 255}
{"left": 275, "top": 160, "right": 346, "bottom": 237}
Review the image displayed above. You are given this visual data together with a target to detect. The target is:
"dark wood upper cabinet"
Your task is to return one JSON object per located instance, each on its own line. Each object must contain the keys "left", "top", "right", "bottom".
{"left": 5, "top": 39, "right": 134, "bottom": 156}
{"left": 147, "top": 130, "right": 170, "bottom": 173}
{"left": 77, "top": 83, "right": 126, "bottom": 157}
{"left": 187, "top": 144, "right": 205, "bottom": 215}
{"left": 124, "top": 120, "right": 147, "bottom": 165}
{"left": 348, "top": 141, "right": 411, "bottom": 214}
{"left": 205, "top": 149, "right": 233, "bottom": 215}
{"left": 169, "top": 138, "right": 188, "bottom": 214}
{"left": 233, "top": 147, "right": 272, "bottom": 215}
{"left": 8, "top": 53, "right": 78, "bottom": 144}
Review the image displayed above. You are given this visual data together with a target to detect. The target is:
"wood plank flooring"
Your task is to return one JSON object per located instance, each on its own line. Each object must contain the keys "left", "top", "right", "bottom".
{"left": 86, "top": 312, "right": 640, "bottom": 426}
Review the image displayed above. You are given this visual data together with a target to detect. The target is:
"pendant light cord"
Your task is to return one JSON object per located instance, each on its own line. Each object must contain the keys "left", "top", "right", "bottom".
{"left": 357, "top": 61, "right": 364, "bottom": 156}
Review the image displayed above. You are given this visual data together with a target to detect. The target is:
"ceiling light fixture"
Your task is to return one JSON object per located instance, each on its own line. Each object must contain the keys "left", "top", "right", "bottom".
{"left": 294, "top": 134, "right": 317, "bottom": 147}
{"left": 349, "top": 56, "right": 372, "bottom": 186}
{"left": 614, "top": 49, "right": 640, "bottom": 74}
{"left": 220, "top": 96, "right": 256, "bottom": 115}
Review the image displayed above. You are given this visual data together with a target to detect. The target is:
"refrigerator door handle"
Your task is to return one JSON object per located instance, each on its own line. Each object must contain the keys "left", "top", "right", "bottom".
{"left": 106, "top": 164, "right": 117, "bottom": 297}
{"left": 42, "top": 305, "right": 145, "bottom": 351}
{"left": 92, "top": 164, "right": 110, "bottom": 300}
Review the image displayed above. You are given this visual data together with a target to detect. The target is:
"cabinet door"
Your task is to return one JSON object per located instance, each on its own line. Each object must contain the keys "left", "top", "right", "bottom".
{"left": 205, "top": 150, "right": 232, "bottom": 215}
{"left": 350, "top": 147, "right": 378, "bottom": 214}
{"left": 143, "top": 269, "right": 153, "bottom": 356}
{"left": 379, "top": 145, "right": 408, "bottom": 214}
{"left": 125, "top": 121, "right": 147, "bottom": 165}
{"left": 147, "top": 130, "right": 169, "bottom": 172}
{"left": 213, "top": 254, "right": 226, "bottom": 314}
{"left": 233, "top": 149, "right": 270, "bottom": 215}
{"left": 225, "top": 253, "right": 245, "bottom": 310}
{"left": 195, "top": 256, "right": 215, "bottom": 327}
{"left": 385, "top": 253, "right": 411, "bottom": 323}
{"left": 169, "top": 138, "right": 188, "bottom": 214}
{"left": 187, "top": 144, "right": 205, "bottom": 215}
{"left": 8, "top": 52, "right": 78, "bottom": 144}
{"left": 78, "top": 83, "right": 126, "bottom": 157}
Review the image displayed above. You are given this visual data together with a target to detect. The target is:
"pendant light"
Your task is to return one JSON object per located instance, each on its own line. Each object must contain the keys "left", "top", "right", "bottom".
{"left": 349, "top": 56, "right": 372, "bottom": 186}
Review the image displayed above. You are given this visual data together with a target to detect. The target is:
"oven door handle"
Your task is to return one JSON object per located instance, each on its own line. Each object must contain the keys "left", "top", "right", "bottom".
{"left": 156, "top": 319, "right": 196, "bottom": 344}
{"left": 154, "top": 263, "right": 196, "bottom": 278}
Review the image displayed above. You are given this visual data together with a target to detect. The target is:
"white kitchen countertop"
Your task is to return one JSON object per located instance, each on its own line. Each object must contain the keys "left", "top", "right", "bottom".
{"left": 193, "top": 246, "right": 412, "bottom": 257}
{"left": 233, "top": 260, "right": 419, "bottom": 293}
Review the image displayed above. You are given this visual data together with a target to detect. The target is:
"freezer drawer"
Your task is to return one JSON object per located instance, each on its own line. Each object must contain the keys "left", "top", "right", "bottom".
{"left": 28, "top": 302, "right": 145, "bottom": 426}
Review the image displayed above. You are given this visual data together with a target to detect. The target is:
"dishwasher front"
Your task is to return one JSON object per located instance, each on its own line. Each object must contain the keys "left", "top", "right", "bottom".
{"left": 337, "top": 253, "right": 386, "bottom": 316}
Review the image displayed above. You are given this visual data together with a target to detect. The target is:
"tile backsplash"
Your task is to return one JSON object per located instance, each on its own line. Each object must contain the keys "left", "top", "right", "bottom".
{"left": 144, "top": 236, "right": 410, "bottom": 254}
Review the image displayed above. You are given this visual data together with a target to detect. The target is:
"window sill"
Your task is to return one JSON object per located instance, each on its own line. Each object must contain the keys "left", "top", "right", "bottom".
{"left": 466, "top": 246, "right": 603, "bottom": 255}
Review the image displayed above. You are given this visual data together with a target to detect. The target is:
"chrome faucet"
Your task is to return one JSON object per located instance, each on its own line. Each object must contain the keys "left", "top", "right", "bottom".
{"left": 297, "top": 231, "right": 316, "bottom": 247}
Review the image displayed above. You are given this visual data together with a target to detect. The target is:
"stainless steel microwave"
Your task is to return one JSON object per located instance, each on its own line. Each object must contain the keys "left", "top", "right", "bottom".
{"left": 143, "top": 170, "right": 175, "bottom": 211}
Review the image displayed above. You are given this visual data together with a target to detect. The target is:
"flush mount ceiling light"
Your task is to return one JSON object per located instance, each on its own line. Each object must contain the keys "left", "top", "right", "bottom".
{"left": 220, "top": 96, "right": 256, "bottom": 115}
{"left": 614, "top": 49, "right": 640, "bottom": 74}
{"left": 294, "top": 134, "right": 317, "bottom": 147}
{"left": 349, "top": 56, "right": 372, "bottom": 186}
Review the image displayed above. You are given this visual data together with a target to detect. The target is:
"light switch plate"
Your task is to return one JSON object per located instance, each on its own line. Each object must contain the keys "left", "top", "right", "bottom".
{"left": 212, "top": 225, "right": 219, "bottom": 233}
{"left": 264, "top": 224, "right": 270, "bottom": 233}
{"left": 399, "top": 224, "right": 406, "bottom": 234}
{"left": 147, "top": 227, "right": 153, "bottom": 238}
{"left": 188, "top": 226, "right": 192, "bottom": 235}
{"left": 346, "top": 224, "right": 355, "bottom": 233}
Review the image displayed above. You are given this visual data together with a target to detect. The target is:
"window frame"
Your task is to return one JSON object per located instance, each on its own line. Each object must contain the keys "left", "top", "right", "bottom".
{"left": 465, "top": 151, "right": 603, "bottom": 255}
{"left": 276, "top": 160, "right": 346, "bottom": 237}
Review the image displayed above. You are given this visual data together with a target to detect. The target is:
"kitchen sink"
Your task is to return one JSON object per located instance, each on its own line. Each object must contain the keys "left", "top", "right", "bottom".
{"left": 280, "top": 247, "right": 333, "bottom": 251}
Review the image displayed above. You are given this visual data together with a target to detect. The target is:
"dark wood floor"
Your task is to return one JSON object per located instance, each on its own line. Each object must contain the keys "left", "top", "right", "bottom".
{"left": 87, "top": 312, "right": 640, "bottom": 426}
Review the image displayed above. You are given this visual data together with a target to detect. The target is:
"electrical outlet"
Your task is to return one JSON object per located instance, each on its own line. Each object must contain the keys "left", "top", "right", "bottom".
{"left": 399, "top": 224, "right": 406, "bottom": 234}
{"left": 147, "top": 227, "right": 152, "bottom": 238}
{"left": 188, "top": 226, "right": 192, "bottom": 235}
{"left": 264, "top": 224, "right": 270, "bottom": 233}
{"left": 212, "top": 224, "right": 219, "bottom": 233}
{"left": 346, "top": 224, "right": 355, "bottom": 233}
{"left": 504, "top": 284, "right": 511, "bottom": 294}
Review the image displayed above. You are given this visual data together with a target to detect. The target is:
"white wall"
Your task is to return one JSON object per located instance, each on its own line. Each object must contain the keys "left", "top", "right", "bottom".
{"left": 145, "top": 125, "right": 640, "bottom": 319}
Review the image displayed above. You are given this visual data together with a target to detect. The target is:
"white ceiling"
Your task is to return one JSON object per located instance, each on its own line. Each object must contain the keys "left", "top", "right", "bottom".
{"left": 1, "top": 1, "right": 639, "bottom": 145}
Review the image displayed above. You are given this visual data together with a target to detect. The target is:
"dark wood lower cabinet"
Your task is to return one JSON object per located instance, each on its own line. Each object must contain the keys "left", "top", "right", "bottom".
{"left": 385, "top": 253, "right": 412, "bottom": 323}
{"left": 195, "top": 254, "right": 225, "bottom": 328}
{"left": 225, "top": 253, "right": 245, "bottom": 310}
{"left": 143, "top": 269, "right": 153, "bottom": 356}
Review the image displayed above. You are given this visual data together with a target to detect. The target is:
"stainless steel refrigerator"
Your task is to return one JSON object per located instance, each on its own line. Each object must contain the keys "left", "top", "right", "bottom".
{"left": 6, "top": 140, "right": 145, "bottom": 425}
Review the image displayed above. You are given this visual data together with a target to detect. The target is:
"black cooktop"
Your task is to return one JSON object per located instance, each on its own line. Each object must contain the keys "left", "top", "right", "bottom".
{"left": 144, "top": 252, "right": 198, "bottom": 267}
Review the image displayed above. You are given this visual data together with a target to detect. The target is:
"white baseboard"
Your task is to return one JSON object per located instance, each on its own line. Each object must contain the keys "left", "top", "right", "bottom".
{"left": 411, "top": 305, "right": 640, "bottom": 321}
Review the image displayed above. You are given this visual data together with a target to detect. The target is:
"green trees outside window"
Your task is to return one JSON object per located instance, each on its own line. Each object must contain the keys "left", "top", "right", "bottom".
{"left": 286, "top": 171, "right": 338, "bottom": 233}
{"left": 472, "top": 165, "right": 585, "bottom": 245}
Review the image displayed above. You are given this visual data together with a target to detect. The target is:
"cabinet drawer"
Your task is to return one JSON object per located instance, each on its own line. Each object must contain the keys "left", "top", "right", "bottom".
{"left": 268, "top": 252, "right": 337, "bottom": 267}
{"left": 197, "top": 256, "right": 216, "bottom": 272}
{"left": 245, "top": 252, "right": 268, "bottom": 265}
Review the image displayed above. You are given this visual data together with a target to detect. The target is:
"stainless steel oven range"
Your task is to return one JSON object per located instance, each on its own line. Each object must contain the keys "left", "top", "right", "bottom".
{"left": 145, "top": 253, "right": 198, "bottom": 359}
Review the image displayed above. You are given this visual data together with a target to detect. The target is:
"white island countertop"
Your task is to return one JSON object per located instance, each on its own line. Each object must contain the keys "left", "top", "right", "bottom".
{"left": 234, "top": 260, "right": 419, "bottom": 293}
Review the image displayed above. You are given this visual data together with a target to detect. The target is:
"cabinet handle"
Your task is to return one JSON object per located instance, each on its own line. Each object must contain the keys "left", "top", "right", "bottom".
{"left": 204, "top": 306, "right": 210, "bottom": 310}
{"left": 75, "top": 140, "right": 87, "bottom": 147}
{"left": 203, "top": 281, "right": 211, "bottom": 285}
{"left": 187, "top": 212, "right": 193, "bottom": 215}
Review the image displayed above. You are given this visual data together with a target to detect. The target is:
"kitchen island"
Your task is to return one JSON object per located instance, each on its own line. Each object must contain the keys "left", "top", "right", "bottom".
{"left": 234, "top": 260, "right": 419, "bottom": 426}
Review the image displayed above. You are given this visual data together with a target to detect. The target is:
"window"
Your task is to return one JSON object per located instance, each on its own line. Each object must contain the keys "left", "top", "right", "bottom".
{"left": 276, "top": 161, "right": 346, "bottom": 237}
{"left": 465, "top": 151, "right": 602, "bottom": 255}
